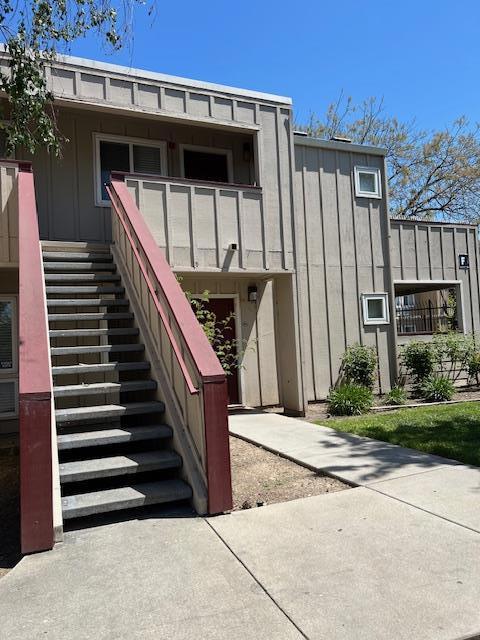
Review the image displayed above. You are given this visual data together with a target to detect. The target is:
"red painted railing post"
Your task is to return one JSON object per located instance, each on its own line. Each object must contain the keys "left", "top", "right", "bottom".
{"left": 203, "top": 379, "right": 233, "bottom": 513}
{"left": 18, "top": 165, "right": 54, "bottom": 553}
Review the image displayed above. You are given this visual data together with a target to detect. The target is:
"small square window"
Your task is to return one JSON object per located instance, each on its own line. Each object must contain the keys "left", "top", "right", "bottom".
{"left": 362, "top": 293, "right": 390, "bottom": 325}
{"left": 354, "top": 166, "right": 382, "bottom": 199}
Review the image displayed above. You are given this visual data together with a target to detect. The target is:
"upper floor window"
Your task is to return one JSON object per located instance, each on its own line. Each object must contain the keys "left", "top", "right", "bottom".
{"left": 354, "top": 166, "right": 382, "bottom": 199}
{"left": 94, "top": 133, "right": 167, "bottom": 206}
{"left": 180, "top": 144, "right": 233, "bottom": 184}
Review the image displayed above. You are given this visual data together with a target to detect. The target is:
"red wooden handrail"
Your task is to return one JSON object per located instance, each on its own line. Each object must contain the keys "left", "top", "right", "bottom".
{"left": 108, "top": 177, "right": 225, "bottom": 382}
{"left": 108, "top": 175, "right": 232, "bottom": 513}
{"left": 17, "top": 164, "right": 54, "bottom": 553}
{"left": 107, "top": 184, "right": 199, "bottom": 395}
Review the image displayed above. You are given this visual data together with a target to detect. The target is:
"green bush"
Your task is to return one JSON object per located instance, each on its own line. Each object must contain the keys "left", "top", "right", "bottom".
{"left": 384, "top": 385, "right": 407, "bottom": 406}
{"left": 341, "top": 344, "right": 377, "bottom": 389}
{"left": 327, "top": 383, "right": 373, "bottom": 416}
{"left": 432, "top": 332, "right": 474, "bottom": 381}
{"left": 420, "top": 376, "right": 455, "bottom": 402}
{"left": 467, "top": 351, "right": 480, "bottom": 385}
{"left": 400, "top": 341, "right": 436, "bottom": 383}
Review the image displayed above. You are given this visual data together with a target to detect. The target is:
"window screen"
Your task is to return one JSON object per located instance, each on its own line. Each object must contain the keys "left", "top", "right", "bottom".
{"left": 183, "top": 149, "right": 229, "bottom": 183}
{"left": 359, "top": 172, "right": 377, "bottom": 194}
{"left": 99, "top": 141, "right": 130, "bottom": 201}
{"left": 133, "top": 145, "right": 162, "bottom": 175}
{"left": 0, "top": 380, "right": 15, "bottom": 415}
{"left": 0, "top": 300, "right": 13, "bottom": 370}
{"left": 367, "top": 298, "right": 385, "bottom": 320}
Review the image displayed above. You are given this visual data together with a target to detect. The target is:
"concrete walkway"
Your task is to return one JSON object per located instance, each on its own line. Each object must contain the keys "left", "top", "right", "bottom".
{"left": 1, "top": 413, "right": 480, "bottom": 639}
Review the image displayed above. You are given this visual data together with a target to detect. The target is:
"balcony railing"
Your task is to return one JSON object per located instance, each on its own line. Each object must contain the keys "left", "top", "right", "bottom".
{"left": 396, "top": 304, "right": 457, "bottom": 335}
{"left": 112, "top": 172, "right": 284, "bottom": 272}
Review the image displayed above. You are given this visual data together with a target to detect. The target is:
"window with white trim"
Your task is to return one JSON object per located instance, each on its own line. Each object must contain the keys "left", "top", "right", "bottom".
{"left": 180, "top": 144, "right": 233, "bottom": 184}
{"left": 354, "top": 166, "right": 382, "bottom": 199}
{"left": 362, "top": 293, "right": 390, "bottom": 325}
{"left": 94, "top": 134, "right": 167, "bottom": 206}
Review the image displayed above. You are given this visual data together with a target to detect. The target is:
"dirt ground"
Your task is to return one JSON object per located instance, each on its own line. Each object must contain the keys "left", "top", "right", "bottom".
{"left": 0, "top": 442, "right": 21, "bottom": 579}
{"left": 229, "top": 436, "right": 348, "bottom": 510}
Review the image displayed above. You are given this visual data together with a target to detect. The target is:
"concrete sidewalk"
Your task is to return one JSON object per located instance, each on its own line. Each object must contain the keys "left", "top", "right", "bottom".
{"left": 1, "top": 412, "right": 480, "bottom": 639}
{"left": 229, "top": 411, "right": 480, "bottom": 531}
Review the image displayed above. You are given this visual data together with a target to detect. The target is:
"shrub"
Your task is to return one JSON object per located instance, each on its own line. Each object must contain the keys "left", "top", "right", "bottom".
{"left": 327, "top": 383, "right": 373, "bottom": 416}
{"left": 432, "top": 332, "right": 474, "bottom": 381}
{"left": 400, "top": 341, "right": 436, "bottom": 383}
{"left": 420, "top": 376, "right": 455, "bottom": 402}
{"left": 384, "top": 385, "right": 407, "bottom": 406}
{"left": 467, "top": 352, "right": 480, "bottom": 386}
{"left": 341, "top": 344, "right": 377, "bottom": 389}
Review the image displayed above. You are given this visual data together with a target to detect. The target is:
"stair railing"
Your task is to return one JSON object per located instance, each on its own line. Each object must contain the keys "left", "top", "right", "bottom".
{"left": 17, "top": 162, "right": 55, "bottom": 553}
{"left": 107, "top": 174, "right": 233, "bottom": 514}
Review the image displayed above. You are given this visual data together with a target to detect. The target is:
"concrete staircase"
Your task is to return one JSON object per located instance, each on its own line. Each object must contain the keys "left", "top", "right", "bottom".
{"left": 43, "top": 242, "right": 192, "bottom": 522}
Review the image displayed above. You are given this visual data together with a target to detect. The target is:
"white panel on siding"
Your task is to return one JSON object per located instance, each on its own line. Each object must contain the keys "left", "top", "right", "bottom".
{"left": 193, "top": 188, "right": 216, "bottom": 250}
{"left": 110, "top": 78, "right": 134, "bottom": 105}
{"left": 50, "top": 68, "right": 75, "bottom": 95}
{"left": 142, "top": 183, "right": 167, "bottom": 247}
{"left": 188, "top": 93, "right": 210, "bottom": 118}
{"left": 212, "top": 97, "right": 233, "bottom": 121}
{"left": 80, "top": 73, "right": 105, "bottom": 100}
{"left": 164, "top": 88, "right": 186, "bottom": 112}
{"left": 236, "top": 102, "right": 255, "bottom": 124}
{"left": 137, "top": 84, "right": 160, "bottom": 109}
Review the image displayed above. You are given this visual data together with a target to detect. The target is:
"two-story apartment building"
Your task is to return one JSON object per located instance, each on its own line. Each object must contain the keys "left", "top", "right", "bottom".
{"left": 1, "top": 53, "right": 479, "bottom": 552}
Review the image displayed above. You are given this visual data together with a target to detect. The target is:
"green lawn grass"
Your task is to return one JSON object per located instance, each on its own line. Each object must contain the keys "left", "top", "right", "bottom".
{"left": 320, "top": 403, "right": 480, "bottom": 466}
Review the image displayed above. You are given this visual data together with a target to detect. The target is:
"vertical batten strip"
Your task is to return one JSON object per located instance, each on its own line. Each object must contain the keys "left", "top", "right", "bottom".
{"left": 237, "top": 190, "right": 245, "bottom": 269}
{"left": 213, "top": 188, "right": 222, "bottom": 269}
{"left": 189, "top": 186, "right": 197, "bottom": 268}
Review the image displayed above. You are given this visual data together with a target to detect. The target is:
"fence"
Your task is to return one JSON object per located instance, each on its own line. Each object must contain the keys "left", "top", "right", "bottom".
{"left": 396, "top": 303, "right": 456, "bottom": 335}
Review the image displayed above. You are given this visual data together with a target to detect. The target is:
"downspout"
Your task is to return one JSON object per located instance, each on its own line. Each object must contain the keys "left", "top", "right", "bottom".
{"left": 382, "top": 156, "right": 399, "bottom": 387}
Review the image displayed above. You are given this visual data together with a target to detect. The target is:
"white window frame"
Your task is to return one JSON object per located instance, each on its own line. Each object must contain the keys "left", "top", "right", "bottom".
{"left": 179, "top": 144, "right": 234, "bottom": 184}
{"left": 354, "top": 166, "right": 382, "bottom": 199}
{"left": 93, "top": 133, "right": 168, "bottom": 207}
{"left": 0, "top": 296, "right": 17, "bottom": 374}
{"left": 362, "top": 293, "right": 390, "bottom": 325}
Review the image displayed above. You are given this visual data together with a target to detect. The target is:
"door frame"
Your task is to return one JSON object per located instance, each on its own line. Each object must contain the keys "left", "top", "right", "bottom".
{"left": 190, "top": 292, "right": 244, "bottom": 406}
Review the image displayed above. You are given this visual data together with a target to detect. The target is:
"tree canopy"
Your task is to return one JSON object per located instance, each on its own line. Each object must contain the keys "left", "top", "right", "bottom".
{"left": 0, "top": 0, "right": 150, "bottom": 156}
{"left": 302, "top": 95, "right": 480, "bottom": 223}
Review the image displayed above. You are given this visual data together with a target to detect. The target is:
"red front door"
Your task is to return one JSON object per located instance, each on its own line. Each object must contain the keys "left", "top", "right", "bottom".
{"left": 202, "top": 297, "right": 240, "bottom": 405}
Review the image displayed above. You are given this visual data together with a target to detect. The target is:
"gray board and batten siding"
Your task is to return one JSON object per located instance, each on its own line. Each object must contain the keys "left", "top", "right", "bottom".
{"left": 6, "top": 52, "right": 297, "bottom": 270}
{"left": 390, "top": 218, "right": 480, "bottom": 335}
{"left": 293, "top": 137, "right": 397, "bottom": 401}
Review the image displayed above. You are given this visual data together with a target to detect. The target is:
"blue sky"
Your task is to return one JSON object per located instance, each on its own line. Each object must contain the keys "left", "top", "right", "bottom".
{"left": 68, "top": 0, "right": 479, "bottom": 131}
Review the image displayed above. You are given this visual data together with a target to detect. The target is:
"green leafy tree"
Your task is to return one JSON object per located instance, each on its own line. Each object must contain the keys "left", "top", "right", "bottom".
{"left": 301, "top": 95, "right": 480, "bottom": 222}
{"left": 0, "top": 0, "right": 151, "bottom": 156}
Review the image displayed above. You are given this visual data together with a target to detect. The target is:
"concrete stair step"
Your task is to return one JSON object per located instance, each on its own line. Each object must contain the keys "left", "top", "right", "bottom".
{"left": 51, "top": 343, "right": 144, "bottom": 356}
{"left": 55, "top": 401, "right": 165, "bottom": 424}
{"left": 44, "top": 262, "right": 116, "bottom": 271}
{"left": 42, "top": 251, "right": 113, "bottom": 262}
{"left": 46, "top": 285, "right": 125, "bottom": 295}
{"left": 49, "top": 327, "right": 139, "bottom": 339}
{"left": 49, "top": 312, "right": 134, "bottom": 322}
{"left": 52, "top": 361, "right": 150, "bottom": 376}
{"left": 47, "top": 298, "right": 129, "bottom": 307}
{"left": 62, "top": 479, "right": 192, "bottom": 519}
{"left": 57, "top": 424, "right": 172, "bottom": 450}
{"left": 54, "top": 379, "right": 157, "bottom": 398}
{"left": 45, "top": 273, "right": 121, "bottom": 282}
{"left": 59, "top": 450, "right": 181, "bottom": 483}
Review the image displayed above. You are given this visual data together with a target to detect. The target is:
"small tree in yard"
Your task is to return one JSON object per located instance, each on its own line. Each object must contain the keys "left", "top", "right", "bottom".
{"left": 0, "top": 0, "right": 152, "bottom": 156}
{"left": 186, "top": 290, "right": 241, "bottom": 377}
